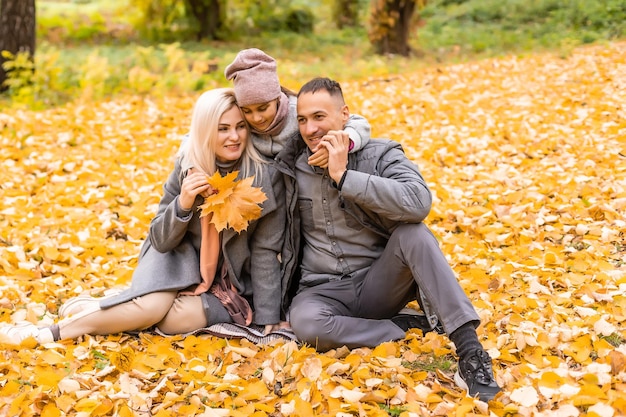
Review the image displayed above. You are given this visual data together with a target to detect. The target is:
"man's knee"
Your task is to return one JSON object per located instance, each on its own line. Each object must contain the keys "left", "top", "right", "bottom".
{"left": 392, "top": 222, "right": 429, "bottom": 238}
{"left": 390, "top": 222, "right": 437, "bottom": 250}
{"left": 290, "top": 298, "right": 333, "bottom": 348}
{"left": 290, "top": 299, "right": 319, "bottom": 339}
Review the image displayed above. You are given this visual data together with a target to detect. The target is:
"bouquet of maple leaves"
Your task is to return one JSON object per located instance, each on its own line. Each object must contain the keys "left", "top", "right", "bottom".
{"left": 197, "top": 171, "right": 267, "bottom": 233}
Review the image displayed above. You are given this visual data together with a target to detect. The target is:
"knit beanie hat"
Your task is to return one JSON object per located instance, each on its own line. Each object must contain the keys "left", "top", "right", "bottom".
{"left": 224, "top": 48, "right": 281, "bottom": 106}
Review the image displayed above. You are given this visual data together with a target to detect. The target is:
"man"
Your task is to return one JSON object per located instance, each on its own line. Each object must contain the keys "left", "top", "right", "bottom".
{"left": 275, "top": 77, "right": 501, "bottom": 402}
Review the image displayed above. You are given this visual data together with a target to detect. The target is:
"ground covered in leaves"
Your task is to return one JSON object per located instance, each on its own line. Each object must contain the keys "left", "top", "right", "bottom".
{"left": 0, "top": 42, "right": 625, "bottom": 416}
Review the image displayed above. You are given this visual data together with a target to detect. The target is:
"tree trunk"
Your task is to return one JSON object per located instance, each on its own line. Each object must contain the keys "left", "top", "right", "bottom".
{"left": 369, "top": 0, "right": 421, "bottom": 56}
{"left": 184, "top": 0, "right": 225, "bottom": 40}
{"left": 333, "top": 0, "right": 358, "bottom": 29}
{"left": 0, "top": 0, "right": 36, "bottom": 91}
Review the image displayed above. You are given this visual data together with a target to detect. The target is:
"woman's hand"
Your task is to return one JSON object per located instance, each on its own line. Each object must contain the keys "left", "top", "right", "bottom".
{"left": 264, "top": 321, "right": 291, "bottom": 335}
{"left": 179, "top": 168, "right": 215, "bottom": 210}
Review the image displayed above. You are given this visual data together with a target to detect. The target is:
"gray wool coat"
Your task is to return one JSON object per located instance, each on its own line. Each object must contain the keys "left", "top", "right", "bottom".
{"left": 100, "top": 156, "right": 286, "bottom": 325}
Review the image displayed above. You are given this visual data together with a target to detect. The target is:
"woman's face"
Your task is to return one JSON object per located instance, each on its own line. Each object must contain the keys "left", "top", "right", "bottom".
{"left": 215, "top": 105, "right": 248, "bottom": 163}
{"left": 239, "top": 99, "right": 279, "bottom": 131}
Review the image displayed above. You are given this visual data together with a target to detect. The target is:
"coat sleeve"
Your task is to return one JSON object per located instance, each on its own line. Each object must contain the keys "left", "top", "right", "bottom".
{"left": 147, "top": 158, "right": 195, "bottom": 253}
{"left": 344, "top": 113, "right": 371, "bottom": 153}
{"left": 249, "top": 165, "right": 287, "bottom": 325}
{"left": 340, "top": 143, "right": 432, "bottom": 223}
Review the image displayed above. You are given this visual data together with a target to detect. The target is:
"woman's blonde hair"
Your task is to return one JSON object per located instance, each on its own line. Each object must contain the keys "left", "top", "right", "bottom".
{"left": 179, "top": 88, "right": 266, "bottom": 179}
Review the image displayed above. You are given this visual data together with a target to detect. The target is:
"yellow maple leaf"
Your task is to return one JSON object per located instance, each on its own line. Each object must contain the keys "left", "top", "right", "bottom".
{"left": 203, "top": 171, "right": 238, "bottom": 206}
{"left": 110, "top": 346, "right": 135, "bottom": 372}
{"left": 198, "top": 171, "right": 267, "bottom": 233}
{"left": 238, "top": 380, "right": 269, "bottom": 401}
{"left": 41, "top": 403, "right": 62, "bottom": 417}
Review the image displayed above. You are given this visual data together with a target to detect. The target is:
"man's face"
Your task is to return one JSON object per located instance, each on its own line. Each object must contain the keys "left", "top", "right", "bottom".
{"left": 297, "top": 90, "right": 349, "bottom": 152}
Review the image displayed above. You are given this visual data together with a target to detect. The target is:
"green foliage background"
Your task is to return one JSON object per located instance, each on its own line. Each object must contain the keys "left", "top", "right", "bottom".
{"left": 2, "top": 0, "right": 625, "bottom": 108}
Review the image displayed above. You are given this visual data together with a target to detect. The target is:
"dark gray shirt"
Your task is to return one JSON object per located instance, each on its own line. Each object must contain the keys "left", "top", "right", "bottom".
{"left": 295, "top": 150, "right": 384, "bottom": 286}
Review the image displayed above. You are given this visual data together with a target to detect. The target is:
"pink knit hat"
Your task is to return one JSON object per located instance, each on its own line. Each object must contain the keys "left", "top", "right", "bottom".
{"left": 224, "top": 48, "right": 281, "bottom": 106}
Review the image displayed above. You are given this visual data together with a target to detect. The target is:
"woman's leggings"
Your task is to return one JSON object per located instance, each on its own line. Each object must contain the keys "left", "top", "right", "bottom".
{"left": 58, "top": 291, "right": 209, "bottom": 340}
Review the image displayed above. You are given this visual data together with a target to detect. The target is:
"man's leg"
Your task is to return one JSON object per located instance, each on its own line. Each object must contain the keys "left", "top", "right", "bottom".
{"left": 357, "top": 223, "right": 500, "bottom": 401}
{"left": 289, "top": 279, "right": 405, "bottom": 351}
{"left": 357, "top": 223, "right": 480, "bottom": 335}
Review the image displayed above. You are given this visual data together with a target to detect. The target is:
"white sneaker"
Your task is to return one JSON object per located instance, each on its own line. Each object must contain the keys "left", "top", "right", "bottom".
{"left": 0, "top": 322, "right": 54, "bottom": 345}
{"left": 58, "top": 288, "right": 124, "bottom": 318}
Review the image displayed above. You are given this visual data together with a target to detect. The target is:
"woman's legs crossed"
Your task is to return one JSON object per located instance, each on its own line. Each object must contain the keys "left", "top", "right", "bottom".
{"left": 58, "top": 291, "right": 178, "bottom": 340}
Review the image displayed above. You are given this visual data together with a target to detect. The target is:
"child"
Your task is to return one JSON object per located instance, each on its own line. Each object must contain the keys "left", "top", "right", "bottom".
{"left": 224, "top": 48, "right": 371, "bottom": 164}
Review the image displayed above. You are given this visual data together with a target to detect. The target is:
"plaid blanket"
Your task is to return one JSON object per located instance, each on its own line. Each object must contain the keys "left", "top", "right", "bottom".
{"left": 155, "top": 322, "right": 298, "bottom": 345}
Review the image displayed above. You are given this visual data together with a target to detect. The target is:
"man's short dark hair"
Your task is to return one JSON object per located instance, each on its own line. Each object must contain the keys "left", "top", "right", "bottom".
{"left": 298, "top": 77, "right": 345, "bottom": 102}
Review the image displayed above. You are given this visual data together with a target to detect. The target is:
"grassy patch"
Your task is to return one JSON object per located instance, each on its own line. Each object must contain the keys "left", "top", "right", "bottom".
{"left": 601, "top": 333, "right": 625, "bottom": 347}
{"left": 379, "top": 404, "right": 408, "bottom": 416}
{"left": 402, "top": 353, "right": 456, "bottom": 373}
{"left": 37, "top": 0, "right": 138, "bottom": 44}
{"left": 418, "top": 0, "right": 626, "bottom": 58}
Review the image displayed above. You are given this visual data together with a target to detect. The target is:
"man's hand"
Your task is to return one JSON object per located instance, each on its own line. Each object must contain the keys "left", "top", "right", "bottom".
{"left": 317, "top": 130, "right": 350, "bottom": 183}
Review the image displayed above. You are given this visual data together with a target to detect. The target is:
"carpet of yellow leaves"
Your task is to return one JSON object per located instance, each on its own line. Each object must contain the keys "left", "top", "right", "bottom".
{"left": 0, "top": 42, "right": 625, "bottom": 416}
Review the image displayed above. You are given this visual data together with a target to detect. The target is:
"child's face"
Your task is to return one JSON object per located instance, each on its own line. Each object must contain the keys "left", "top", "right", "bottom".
{"left": 239, "top": 99, "right": 279, "bottom": 131}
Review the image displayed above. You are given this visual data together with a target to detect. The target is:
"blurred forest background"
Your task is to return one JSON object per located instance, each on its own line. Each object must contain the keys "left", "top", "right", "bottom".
{"left": 1, "top": 0, "right": 625, "bottom": 109}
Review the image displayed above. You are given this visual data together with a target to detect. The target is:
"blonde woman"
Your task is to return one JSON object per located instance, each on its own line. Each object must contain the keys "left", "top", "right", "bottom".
{"left": 1, "top": 88, "right": 287, "bottom": 344}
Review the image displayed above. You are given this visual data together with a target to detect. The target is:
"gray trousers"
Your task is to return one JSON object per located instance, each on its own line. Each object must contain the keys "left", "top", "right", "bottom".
{"left": 289, "top": 223, "right": 480, "bottom": 351}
